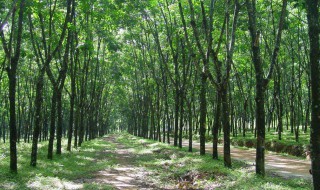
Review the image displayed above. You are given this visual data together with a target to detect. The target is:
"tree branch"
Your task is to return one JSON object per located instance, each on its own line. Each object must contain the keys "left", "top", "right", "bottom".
{"left": 265, "top": 0, "right": 288, "bottom": 83}
{"left": 0, "top": 0, "right": 19, "bottom": 32}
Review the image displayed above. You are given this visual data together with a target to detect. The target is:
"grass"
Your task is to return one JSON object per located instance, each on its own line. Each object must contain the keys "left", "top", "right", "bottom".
{"left": 186, "top": 128, "right": 310, "bottom": 157}
{"left": 0, "top": 133, "right": 312, "bottom": 189}
{"left": 189, "top": 128, "right": 310, "bottom": 145}
{"left": 231, "top": 129, "right": 310, "bottom": 145}
{"left": 229, "top": 129, "right": 310, "bottom": 157}
{"left": 116, "top": 133, "right": 311, "bottom": 190}
{"left": 0, "top": 138, "right": 116, "bottom": 190}
{"left": 82, "top": 183, "right": 115, "bottom": 190}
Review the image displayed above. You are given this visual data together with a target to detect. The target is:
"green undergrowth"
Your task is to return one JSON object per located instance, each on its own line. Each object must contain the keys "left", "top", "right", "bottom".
{"left": 231, "top": 130, "right": 310, "bottom": 145}
{"left": 230, "top": 131, "right": 310, "bottom": 157}
{"left": 116, "top": 133, "right": 311, "bottom": 190}
{"left": 0, "top": 138, "right": 116, "bottom": 190}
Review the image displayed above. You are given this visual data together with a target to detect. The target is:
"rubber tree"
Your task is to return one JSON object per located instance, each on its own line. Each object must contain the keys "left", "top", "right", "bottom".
{"left": 245, "top": 0, "right": 287, "bottom": 176}
{"left": 305, "top": 0, "right": 320, "bottom": 188}
{"left": 0, "top": 0, "right": 25, "bottom": 173}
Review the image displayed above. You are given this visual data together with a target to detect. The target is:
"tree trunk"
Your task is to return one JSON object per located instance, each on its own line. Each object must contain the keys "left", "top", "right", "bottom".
{"left": 246, "top": 0, "right": 287, "bottom": 176}
{"left": 47, "top": 91, "right": 57, "bottom": 159}
{"left": 56, "top": 90, "right": 63, "bottom": 154}
{"left": 305, "top": 0, "right": 320, "bottom": 188}
{"left": 188, "top": 101, "right": 193, "bottom": 152}
{"left": 30, "top": 68, "right": 45, "bottom": 166}
{"left": 174, "top": 90, "right": 179, "bottom": 146}
{"left": 8, "top": 68, "right": 18, "bottom": 172}
{"left": 199, "top": 72, "right": 207, "bottom": 155}
{"left": 212, "top": 93, "right": 221, "bottom": 159}
{"left": 3, "top": 0, "right": 25, "bottom": 172}
{"left": 222, "top": 85, "right": 231, "bottom": 167}
{"left": 255, "top": 77, "right": 266, "bottom": 176}
{"left": 179, "top": 91, "right": 184, "bottom": 148}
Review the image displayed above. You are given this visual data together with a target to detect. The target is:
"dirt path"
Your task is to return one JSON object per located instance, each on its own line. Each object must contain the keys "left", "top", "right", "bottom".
{"left": 182, "top": 140, "right": 312, "bottom": 180}
{"left": 84, "top": 135, "right": 311, "bottom": 190}
{"left": 88, "top": 136, "right": 154, "bottom": 190}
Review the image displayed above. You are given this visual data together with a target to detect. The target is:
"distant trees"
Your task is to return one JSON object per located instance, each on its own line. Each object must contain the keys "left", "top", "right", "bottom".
{"left": 121, "top": 0, "right": 314, "bottom": 180}
{"left": 0, "top": 0, "right": 120, "bottom": 171}
{"left": 0, "top": 1, "right": 318, "bottom": 189}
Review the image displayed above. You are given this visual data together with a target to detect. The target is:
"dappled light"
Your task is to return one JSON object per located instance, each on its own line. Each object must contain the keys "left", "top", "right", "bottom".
{"left": 27, "top": 175, "right": 83, "bottom": 190}
{"left": 0, "top": 0, "right": 319, "bottom": 189}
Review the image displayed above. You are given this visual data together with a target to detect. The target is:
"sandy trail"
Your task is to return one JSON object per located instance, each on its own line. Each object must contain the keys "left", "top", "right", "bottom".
{"left": 88, "top": 136, "right": 154, "bottom": 190}
{"left": 181, "top": 140, "right": 312, "bottom": 180}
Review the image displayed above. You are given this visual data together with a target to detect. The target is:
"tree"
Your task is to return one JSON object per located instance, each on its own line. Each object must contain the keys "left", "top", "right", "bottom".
{"left": 0, "top": 0, "right": 25, "bottom": 173}
{"left": 245, "top": 0, "right": 287, "bottom": 176}
{"left": 305, "top": 0, "right": 320, "bottom": 188}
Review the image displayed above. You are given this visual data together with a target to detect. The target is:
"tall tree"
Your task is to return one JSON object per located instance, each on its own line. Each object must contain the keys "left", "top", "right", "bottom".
{"left": 0, "top": 0, "right": 25, "bottom": 173}
{"left": 305, "top": 0, "right": 320, "bottom": 188}
{"left": 246, "top": 0, "right": 287, "bottom": 176}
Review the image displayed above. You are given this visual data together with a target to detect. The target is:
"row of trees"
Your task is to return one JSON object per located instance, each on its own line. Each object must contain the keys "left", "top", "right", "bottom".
{"left": 0, "top": 0, "right": 319, "bottom": 189}
{"left": 116, "top": 0, "right": 319, "bottom": 189}
{"left": 0, "top": 0, "right": 126, "bottom": 172}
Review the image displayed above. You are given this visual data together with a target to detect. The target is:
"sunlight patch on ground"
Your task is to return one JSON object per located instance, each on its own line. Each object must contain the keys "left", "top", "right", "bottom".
{"left": 136, "top": 149, "right": 153, "bottom": 154}
{"left": 138, "top": 139, "right": 147, "bottom": 144}
{"left": 95, "top": 166, "right": 153, "bottom": 189}
{"left": 27, "top": 175, "right": 83, "bottom": 190}
{"left": 0, "top": 182, "right": 17, "bottom": 190}
{"left": 262, "top": 182, "right": 290, "bottom": 190}
{"left": 147, "top": 142, "right": 161, "bottom": 148}
{"left": 76, "top": 161, "right": 86, "bottom": 166}
{"left": 79, "top": 147, "right": 96, "bottom": 152}
{"left": 74, "top": 155, "right": 94, "bottom": 161}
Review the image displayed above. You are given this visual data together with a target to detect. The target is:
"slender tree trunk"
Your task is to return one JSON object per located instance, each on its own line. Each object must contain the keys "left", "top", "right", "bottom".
{"left": 30, "top": 68, "right": 45, "bottom": 166}
{"left": 199, "top": 72, "right": 207, "bottom": 155}
{"left": 213, "top": 93, "right": 221, "bottom": 159}
{"left": 67, "top": 0, "right": 76, "bottom": 151}
{"left": 255, "top": 77, "right": 266, "bottom": 175}
{"left": 222, "top": 85, "right": 231, "bottom": 167}
{"left": 179, "top": 91, "right": 184, "bottom": 148}
{"left": 174, "top": 90, "right": 179, "bottom": 146}
{"left": 56, "top": 90, "right": 63, "bottom": 154}
{"left": 188, "top": 101, "right": 193, "bottom": 152}
{"left": 74, "top": 101, "right": 79, "bottom": 148}
{"left": 2, "top": 0, "right": 25, "bottom": 173}
{"left": 48, "top": 91, "right": 57, "bottom": 159}
{"left": 276, "top": 67, "right": 283, "bottom": 140}
{"left": 67, "top": 74, "right": 75, "bottom": 151}
{"left": 8, "top": 68, "right": 18, "bottom": 172}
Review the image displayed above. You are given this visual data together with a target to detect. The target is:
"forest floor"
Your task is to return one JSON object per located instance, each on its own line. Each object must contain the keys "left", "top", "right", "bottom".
{"left": 77, "top": 134, "right": 311, "bottom": 190}
{"left": 78, "top": 135, "right": 157, "bottom": 189}
{"left": 0, "top": 133, "right": 312, "bottom": 190}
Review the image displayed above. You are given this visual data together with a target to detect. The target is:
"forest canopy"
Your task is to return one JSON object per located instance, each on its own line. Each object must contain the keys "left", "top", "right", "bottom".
{"left": 0, "top": 0, "right": 320, "bottom": 189}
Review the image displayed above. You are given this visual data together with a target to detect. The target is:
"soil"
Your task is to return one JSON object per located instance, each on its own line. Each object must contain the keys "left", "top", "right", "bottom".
{"left": 84, "top": 136, "right": 156, "bottom": 190}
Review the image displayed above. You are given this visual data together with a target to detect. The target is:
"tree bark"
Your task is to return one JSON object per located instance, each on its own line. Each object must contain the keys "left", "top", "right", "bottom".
{"left": 212, "top": 93, "right": 221, "bottom": 159}
{"left": 30, "top": 68, "right": 45, "bottom": 166}
{"left": 47, "top": 91, "right": 57, "bottom": 159}
{"left": 305, "top": 0, "right": 320, "bottom": 188}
